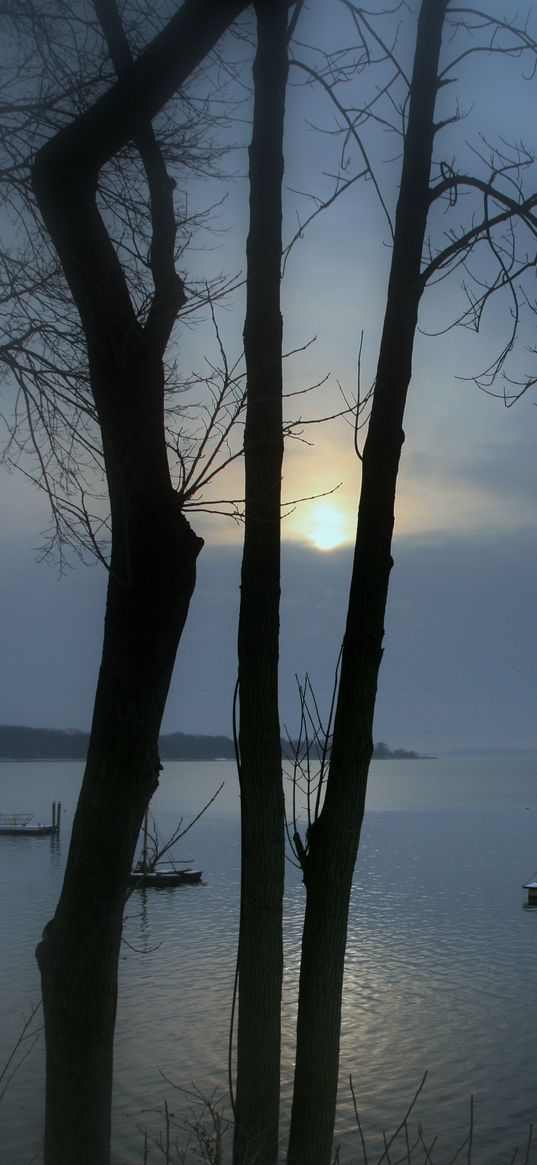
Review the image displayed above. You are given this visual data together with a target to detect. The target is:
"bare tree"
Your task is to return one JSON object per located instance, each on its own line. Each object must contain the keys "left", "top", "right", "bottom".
{"left": 286, "top": 4, "right": 453, "bottom": 1151}
{"left": 1, "top": 0, "right": 251, "bottom": 562}
{"left": 22, "top": 3, "right": 250, "bottom": 1162}
{"left": 233, "top": 4, "right": 291, "bottom": 1162}
{"left": 5, "top": 2, "right": 537, "bottom": 1163}
{"left": 283, "top": 3, "right": 537, "bottom": 1163}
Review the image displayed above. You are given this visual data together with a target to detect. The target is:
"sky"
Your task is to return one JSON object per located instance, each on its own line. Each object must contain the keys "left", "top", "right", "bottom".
{"left": 2, "top": 0, "right": 537, "bottom": 755}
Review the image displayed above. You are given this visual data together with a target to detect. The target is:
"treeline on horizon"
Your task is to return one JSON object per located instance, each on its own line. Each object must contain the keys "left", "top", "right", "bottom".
{"left": 0, "top": 725, "right": 425, "bottom": 761}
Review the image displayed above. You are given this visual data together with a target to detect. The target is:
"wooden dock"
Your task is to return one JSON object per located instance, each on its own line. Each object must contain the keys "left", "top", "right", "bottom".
{"left": 0, "top": 802, "right": 61, "bottom": 836}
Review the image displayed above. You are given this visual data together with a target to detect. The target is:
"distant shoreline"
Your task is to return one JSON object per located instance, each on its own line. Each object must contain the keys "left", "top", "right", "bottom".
{"left": 0, "top": 725, "right": 431, "bottom": 762}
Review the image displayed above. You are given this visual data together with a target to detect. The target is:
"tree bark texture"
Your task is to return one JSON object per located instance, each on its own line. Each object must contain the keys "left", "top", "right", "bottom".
{"left": 37, "top": 502, "right": 200, "bottom": 1165}
{"left": 30, "top": 4, "right": 250, "bottom": 1161}
{"left": 287, "top": 4, "right": 450, "bottom": 1163}
{"left": 34, "top": 256, "right": 203, "bottom": 1165}
{"left": 234, "top": 4, "right": 288, "bottom": 1163}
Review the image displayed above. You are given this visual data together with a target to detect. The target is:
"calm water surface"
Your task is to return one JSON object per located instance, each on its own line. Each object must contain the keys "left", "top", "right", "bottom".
{"left": 1, "top": 755, "right": 536, "bottom": 1163}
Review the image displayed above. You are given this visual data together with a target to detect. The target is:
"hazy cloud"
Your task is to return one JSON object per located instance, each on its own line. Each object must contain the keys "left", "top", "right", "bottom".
{"left": 2, "top": 530, "right": 537, "bottom": 755}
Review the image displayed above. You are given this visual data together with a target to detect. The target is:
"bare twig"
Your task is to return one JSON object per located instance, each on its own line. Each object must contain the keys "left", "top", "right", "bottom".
{"left": 0, "top": 1000, "right": 42, "bottom": 1103}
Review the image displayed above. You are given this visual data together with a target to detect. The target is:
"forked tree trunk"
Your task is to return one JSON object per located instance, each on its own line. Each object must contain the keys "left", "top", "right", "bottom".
{"left": 38, "top": 494, "right": 201, "bottom": 1164}
{"left": 287, "top": 3, "right": 449, "bottom": 1162}
{"left": 34, "top": 310, "right": 204, "bottom": 1165}
{"left": 234, "top": 3, "right": 289, "bottom": 1163}
{"left": 31, "top": 5, "right": 248, "bottom": 1162}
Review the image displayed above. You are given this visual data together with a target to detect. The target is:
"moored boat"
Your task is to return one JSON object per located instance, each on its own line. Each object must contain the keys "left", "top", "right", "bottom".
{"left": 129, "top": 863, "right": 203, "bottom": 888}
{"left": 129, "top": 808, "right": 203, "bottom": 889}
{"left": 523, "top": 875, "right": 537, "bottom": 907}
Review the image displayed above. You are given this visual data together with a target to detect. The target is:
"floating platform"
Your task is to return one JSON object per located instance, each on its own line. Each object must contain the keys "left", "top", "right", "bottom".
{"left": 0, "top": 803, "right": 61, "bottom": 837}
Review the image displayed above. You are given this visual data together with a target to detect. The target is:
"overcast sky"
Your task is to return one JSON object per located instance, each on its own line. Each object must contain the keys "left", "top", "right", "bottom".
{"left": 2, "top": 0, "right": 537, "bottom": 755}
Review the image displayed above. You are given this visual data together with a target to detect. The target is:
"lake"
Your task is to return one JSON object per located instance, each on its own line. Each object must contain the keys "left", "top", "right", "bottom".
{"left": 1, "top": 755, "right": 536, "bottom": 1164}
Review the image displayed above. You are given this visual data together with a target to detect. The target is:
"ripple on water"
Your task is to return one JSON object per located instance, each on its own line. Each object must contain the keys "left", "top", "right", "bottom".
{"left": 2, "top": 762, "right": 537, "bottom": 1164}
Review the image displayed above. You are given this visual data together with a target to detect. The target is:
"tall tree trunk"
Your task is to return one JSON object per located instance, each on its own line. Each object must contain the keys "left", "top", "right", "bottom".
{"left": 233, "top": 4, "right": 289, "bottom": 1163}
{"left": 38, "top": 488, "right": 201, "bottom": 1164}
{"left": 35, "top": 314, "right": 204, "bottom": 1165}
{"left": 287, "top": 3, "right": 449, "bottom": 1162}
{"left": 31, "top": 6, "right": 248, "bottom": 1162}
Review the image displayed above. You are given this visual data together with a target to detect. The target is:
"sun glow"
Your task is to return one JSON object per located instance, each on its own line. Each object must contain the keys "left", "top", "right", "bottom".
{"left": 304, "top": 501, "right": 353, "bottom": 551}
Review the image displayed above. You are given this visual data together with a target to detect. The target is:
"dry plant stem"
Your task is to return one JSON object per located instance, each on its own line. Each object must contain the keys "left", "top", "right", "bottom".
{"left": 349, "top": 1076, "right": 369, "bottom": 1165}
{"left": 417, "top": 1127, "right": 438, "bottom": 1164}
{"left": 138, "top": 1077, "right": 535, "bottom": 1165}
{"left": 376, "top": 1074, "right": 428, "bottom": 1165}
{"left": 165, "top": 1097, "right": 171, "bottom": 1164}
{"left": 467, "top": 1095, "right": 474, "bottom": 1165}
{"left": 140, "top": 1083, "right": 228, "bottom": 1165}
{"left": 0, "top": 1001, "right": 42, "bottom": 1103}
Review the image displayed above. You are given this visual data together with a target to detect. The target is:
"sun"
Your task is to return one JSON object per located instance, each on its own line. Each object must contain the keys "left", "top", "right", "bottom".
{"left": 304, "top": 501, "right": 353, "bottom": 551}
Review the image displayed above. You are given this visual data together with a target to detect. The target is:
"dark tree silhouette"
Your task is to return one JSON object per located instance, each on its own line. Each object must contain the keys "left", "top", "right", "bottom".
{"left": 29, "top": 3, "right": 248, "bottom": 1162}
{"left": 285, "top": 2, "right": 537, "bottom": 1162}
{"left": 287, "top": 5, "right": 451, "bottom": 1157}
{"left": 5, "top": 2, "right": 537, "bottom": 1163}
{"left": 234, "top": 4, "right": 289, "bottom": 1162}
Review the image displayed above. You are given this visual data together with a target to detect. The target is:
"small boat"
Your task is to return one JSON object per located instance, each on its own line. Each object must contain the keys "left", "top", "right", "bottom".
{"left": 523, "top": 875, "right": 537, "bottom": 908}
{"left": 0, "top": 803, "right": 61, "bottom": 837}
{"left": 129, "top": 864, "right": 203, "bottom": 888}
{"left": 129, "top": 809, "right": 202, "bottom": 889}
